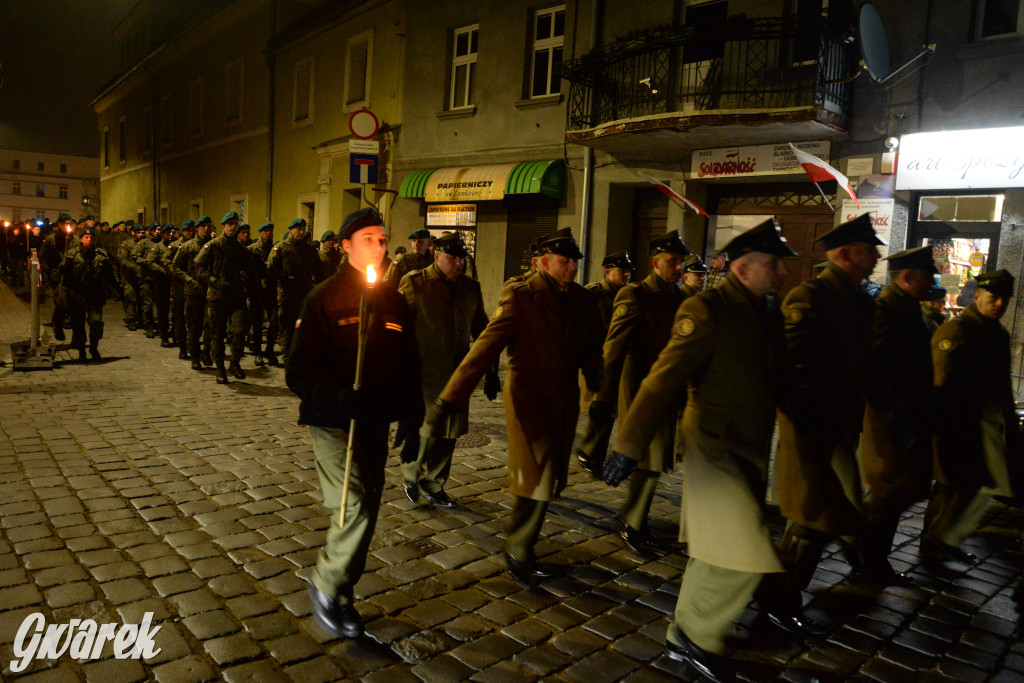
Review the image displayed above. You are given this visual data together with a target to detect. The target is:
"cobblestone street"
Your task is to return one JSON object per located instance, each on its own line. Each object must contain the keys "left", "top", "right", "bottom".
{"left": 0, "top": 286, "right": 1023, "bottom": 682}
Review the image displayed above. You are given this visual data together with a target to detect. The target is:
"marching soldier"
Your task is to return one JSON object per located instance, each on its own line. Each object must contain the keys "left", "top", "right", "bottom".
{"left": 603, "top": 220, "right": 798, "bottom": 681}
{"left": 173, "top": 216, "right": 215, "bottom": 371}
{"left": 857, "top": 247, "right": 938, "bottom": 584}
{"left": 135, "top": 222, "right": 161, "bottom": 337}
{"left": 41, "top": 212, "right": 77, "bottom": 340}
{"left": 119, "top": 222, "right": 143, "bottom": 330}
{"left": 922, "top": 270, "right": 1016, "bottom": 564}
{"left": 399, "top": 233, "right": 496, "bottom": 508}
{"left": 167, "top": 220, "right": 196, "bottom": 359}
{"left": 144, "top": 224, "right": 177, "bottom": 347}
{"left": 426, "top": 227, "right": 604, "bottom": 587}
{"left": 385, "top": 228, "right": 434, "bottom": 284}
{"left": 921, "top": 285, "right": 948, "bottom": 333}
{"left": 7, "top": 221, "right": 29, "bottom": 289}
{"left": 249, "top": 222, "right": 279, "bottom": 366}
{"left": 596, "top": 232, "right": 689, "bottom": 556}
{"left": 57, "top": 227, "right": 120, "bottom": 362}
{"left": 575, "top": 251, "right": 632, "bottom": 477}
{"left": 680, "top": 255, "right": 707, "bottom": 298}
{"left": 267, "top": 218, "right": 320, "bottom": 363}
{"left": 194, "top": 212, "right": 262, "bottom": 383}
{"left": 770, "top": 213, "right": 885, "bottom": 626}
{"left": 286, "top": 207, "right": 420, "bottom": 640}
{"left": 317, "top": 230, "right": 342, "bottom": 283}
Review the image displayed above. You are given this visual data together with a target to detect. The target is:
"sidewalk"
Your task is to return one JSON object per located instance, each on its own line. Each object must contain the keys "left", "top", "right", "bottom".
{"left": 0, "top": 278, "right": 1021, "bottom": 682}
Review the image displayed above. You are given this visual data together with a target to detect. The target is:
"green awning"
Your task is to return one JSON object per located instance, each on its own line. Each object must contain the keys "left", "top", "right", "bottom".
{"left": 505, "top": 160, "right": 566, "bottom": 200}
{"left": 399, "top": 160, "right": 566, "bottom": 201}
{"left": 399, "top": 169, "right": 438, "bottom": 198}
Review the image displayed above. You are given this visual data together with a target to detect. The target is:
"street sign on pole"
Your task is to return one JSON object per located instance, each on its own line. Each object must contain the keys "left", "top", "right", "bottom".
{"left": 348, "top": 139, "right": 380, "bottom": 154}
{"left": 348, "top": 110, "right": 379, "bottom": 140}
{"left": 350, "top": 154, "right": 379, "bottom": 185}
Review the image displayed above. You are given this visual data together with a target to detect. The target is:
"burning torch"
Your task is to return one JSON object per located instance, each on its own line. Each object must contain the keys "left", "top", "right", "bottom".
{"left": 339, "top": 263, "right": 377, "bottom": 527}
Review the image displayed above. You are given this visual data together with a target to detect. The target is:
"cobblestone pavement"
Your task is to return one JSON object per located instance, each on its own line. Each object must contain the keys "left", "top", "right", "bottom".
{"left": 0, "top": 284, "right": 1023, "bottom": 682}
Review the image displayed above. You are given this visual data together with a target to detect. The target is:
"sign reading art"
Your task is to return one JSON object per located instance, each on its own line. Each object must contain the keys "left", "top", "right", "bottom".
{"left": 896, "top": 126, "right": 1024, "bottom": 190}
{"left": 427, "top": 204, "right": 477, "bottom": 227}
{"left": 691, "top": 141, "right": 831, "bottom": 179}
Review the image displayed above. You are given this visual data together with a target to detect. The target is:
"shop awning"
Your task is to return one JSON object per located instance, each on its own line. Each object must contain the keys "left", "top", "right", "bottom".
{"left": 398, "top": 160, "right": 566, "bottom": 202}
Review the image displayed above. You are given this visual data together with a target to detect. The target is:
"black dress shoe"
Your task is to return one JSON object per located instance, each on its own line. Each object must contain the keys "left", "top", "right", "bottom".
{"left": 422, "top": 489, "right": 456, "bottom": 508}
{"left": 921, "top": 540, "right": 977, "bottom": 565}
{"left": 266, "top": 353, "right": 279, "bottom": 367}
{"left": 764, "top": 610, "right": 829, "bottom": 638}
{"left": 77, "top": 349, "right": 88, "bottom": 363}
{"left": 851, "top": 566, "right": 914, "bottom": 586}
{"left": 505, "top": 553, "right": 558, "bottom": 587}
{"left": 178, "top": 350, "right": 189, "bottom": 360}
{"left": 90, "top": 348, "right": 101, "bottom": 362}
{"left": 576, "top": 450, "right": 604, "bottom": 478}
{"left": 54, "top": 328, "right": 66, "bottom": 341}
{"left": 191, "top": 360, "right": 202, "bottom": 371}
{"left": 216, "top": 369, "right": 229, "bottom": 384}
{"left": 403, "top": 480, "right": 419, "bottom": 503}
{"left": 229, "top": 362, "right": 246, "bottom": 380}
{"left": 618, "top": 518, "right": 659, "bottom": 557}
{"left": 253, "top": 355, "right": 265, "bottom": 367}
{"left": 307, "top": 586, "right": 363, "bottom": 638}
{"left": 665, "top": 631, "right": 738, "bottom": 682}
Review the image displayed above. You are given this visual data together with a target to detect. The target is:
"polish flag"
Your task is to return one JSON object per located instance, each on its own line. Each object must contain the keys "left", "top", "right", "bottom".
{"left": 789, "top": 143, "right": 859, "bottom": 207}
{"left": 638, "top": 173, "right": 710, "bottom": 217}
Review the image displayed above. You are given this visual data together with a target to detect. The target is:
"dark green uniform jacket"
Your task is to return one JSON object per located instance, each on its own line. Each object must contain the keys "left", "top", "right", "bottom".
{"left": 386, "top": 251, "right": 434, "bottom": 285}
{"left": 318, "top": 248, "right": 342, "bottom": 284}
{"left": 57, "top": 247, "right": 118, "bottom": 308}
{"left": 268, "top": 235, "right": 319, "bottom": 300}
{"left": 173, "top": 236, "right": 212, "bottom": 298}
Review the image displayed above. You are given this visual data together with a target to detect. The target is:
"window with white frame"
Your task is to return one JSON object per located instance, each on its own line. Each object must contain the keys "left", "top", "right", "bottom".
{"left": 59, "top": 185, "right": 68, "bottom": 199}
{"left": 293, "top": 57, "right": 314, "bottom": 124}
{"left": 974, "top": 0, "right": 1024, "bottom": 38}
{"left": 344, "top": 30, "right": 373, "bottom": 110}
{"left": 530, "top": 5, "right": 565, "bottom": 97}
{"left": 450, "top": 24, "right": 479, "bottom": 109}
{"left": 160, "top": 94, "right": 173, "bottom": 146}
{"left": 12, "top": 182, "right": 21, "bottom": 195}
{"left": 119, "top": 116, "right": 127, "bottom": 164}
{"left": 225, "top": 58, "right": 244, "bottom": 123}
{"left": 11, "top": 208, "right": 20, "bottom": 222}
{"left": 188, "top": 78, "right": 204, "bottom": 136}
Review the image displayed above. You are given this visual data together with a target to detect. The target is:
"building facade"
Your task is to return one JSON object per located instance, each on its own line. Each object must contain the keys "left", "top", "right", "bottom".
{"left": 0, "top": 150, "right": 99, "bottom": 225}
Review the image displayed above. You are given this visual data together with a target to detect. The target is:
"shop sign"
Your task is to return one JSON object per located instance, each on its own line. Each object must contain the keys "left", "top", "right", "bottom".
{"left": 969, "top": 252, "right": 985, "bottom": 269}
{"left": 427, "top": 204, "right": 477, "bottom": 227}
{"left": 895, "top": 126, "right": 1024, "bottom": 190}
{"left": 425, "top": 164, "right": 518, "bottom": 202}
{"left": 839, "top": 198, "right": 894, "bottom": 282}
{"left": 691, "top": 141, "right": 830, "bottom": 179}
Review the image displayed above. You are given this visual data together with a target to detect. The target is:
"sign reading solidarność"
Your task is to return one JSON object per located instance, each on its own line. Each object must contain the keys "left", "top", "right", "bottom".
{"left": 691, "top": 141, "right": 831, "bottom": 179}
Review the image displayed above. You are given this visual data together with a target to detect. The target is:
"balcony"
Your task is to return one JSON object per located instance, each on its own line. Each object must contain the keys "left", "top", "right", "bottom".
{"left": 561, "top": 18, "right": 858, "bottom": 160}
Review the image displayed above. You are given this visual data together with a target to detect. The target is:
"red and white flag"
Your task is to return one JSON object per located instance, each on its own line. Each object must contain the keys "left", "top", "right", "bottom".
{"left": 788, "top": 143, "right": 859, "bottom": 208}
{"left": 637, "top": 172, "right": 710, "bottom": 217}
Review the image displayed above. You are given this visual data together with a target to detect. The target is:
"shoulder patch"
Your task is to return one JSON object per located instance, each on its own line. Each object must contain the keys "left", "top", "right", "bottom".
{"left": 492, "top": 305, "right": 504, "bottom": 319}
{"left": 785, "top": 307, "right": 804, "bottom": 324}
{"left": 615, "top": 303, "right": 631, "bottom": 318}
{"left": 938, "top": 338, "right": 952, "bottom": 351}
{"left": 676, "top": 318, "right": 695, "bottom": 337}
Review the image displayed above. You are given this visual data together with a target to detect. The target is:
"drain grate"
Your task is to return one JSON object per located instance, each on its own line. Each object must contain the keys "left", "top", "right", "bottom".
{"left": 405, "top": 538, "right": 444, "bottom": 555}
{"left": 455, "top": 431, "right": 490, "bottom": 448}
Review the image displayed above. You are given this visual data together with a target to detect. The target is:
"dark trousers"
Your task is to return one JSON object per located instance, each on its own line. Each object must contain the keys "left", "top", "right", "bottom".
{"left": 207, "top": 299, "right": 247, "bottom": 366}
{"left": 277, "top": 292, "right": 303, "bottom": 362}
{"left": 122, "top": 276, "right": 138, "bottom": 325}
{"left": 9, "top": 258, "right": 25, "bottom": 287}
{"left": 507, "top": 496, "right": 550, "bottom": 562}
{"left": 171, "top": 284, "right": 186, "bottom": 351}
{"left": 154, "top": 278, "right": 171, "bottom": 340}
{"left": 185, "top": 296, "right": 208, "bottom": 360}
{"left": 69, "top": 305, "right": 103, "bottom": 351}
{"left": 139, "top": 278, "right": 154, "bottom": 329}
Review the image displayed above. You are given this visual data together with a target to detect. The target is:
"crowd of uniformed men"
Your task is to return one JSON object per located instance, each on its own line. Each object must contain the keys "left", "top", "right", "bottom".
{"left": 2, "top": 205, "right": 1019, "bottom": 681}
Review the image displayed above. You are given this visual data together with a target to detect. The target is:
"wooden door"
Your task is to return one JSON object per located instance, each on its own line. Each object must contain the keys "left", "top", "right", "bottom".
{"left": 633, "top": 188, "right": 668, "bottom": 280}
{"left": 776, "top": 214, "right": 834, "bottom": 300}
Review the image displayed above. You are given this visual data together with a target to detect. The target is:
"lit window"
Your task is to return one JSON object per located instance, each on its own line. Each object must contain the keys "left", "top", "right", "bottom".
{"left": 530, "top": 6, "right": 565, "bottom": 98}
{"left": 450, "top": 24, "right": 479, "bottom": 109}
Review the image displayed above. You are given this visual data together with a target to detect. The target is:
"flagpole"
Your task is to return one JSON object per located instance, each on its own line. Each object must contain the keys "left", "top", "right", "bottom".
{"left": 811, "top": 181, "right": 835, "bottom": 212}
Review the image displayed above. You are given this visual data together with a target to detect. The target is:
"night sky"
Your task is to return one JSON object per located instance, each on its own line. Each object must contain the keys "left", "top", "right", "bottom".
{"left": 0, "top": 0, "right": 137, "bottom": 158}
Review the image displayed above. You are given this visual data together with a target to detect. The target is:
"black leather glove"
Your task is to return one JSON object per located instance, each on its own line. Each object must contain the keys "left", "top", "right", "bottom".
{"left": 588, "top": 400, "right": 613, "bottom": 424}
{"left": 583, "top": 367, "right": 603, "bottom": 393}
{"left": 425, "top": 398, "right": 457, "bottom": 427}
{"left": 602, "top": 451, "right": 638, "bottom": 487}
{"left": 484, "top": 364, "right": 501, "bottom": 401}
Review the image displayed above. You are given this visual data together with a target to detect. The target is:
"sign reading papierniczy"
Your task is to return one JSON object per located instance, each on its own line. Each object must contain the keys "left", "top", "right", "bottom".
{"left": 425, "top": 164, "right": 519, "bottom": 202}
{"left": 896, "top": 126, "right": 1024, "bottom": 190}
{"left": 691, "top": 141, "right": 831, "bottom": 179}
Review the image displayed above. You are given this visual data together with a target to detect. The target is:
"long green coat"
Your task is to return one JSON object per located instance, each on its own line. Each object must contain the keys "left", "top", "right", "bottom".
{"left": 614, "top": 275, "right": 785, "bottom": 573}
{"left": 439, "top": 271, "right": 603, "bottom": 501}
{"left": 860, "top": 285, "right": 934, "bottom": 502}
{"left": 776, "top": 263, "right": 874, "bottom": 535}
{"left": 401, "top": 263, "right": 488, "bottom": 439}
{"left": 580, "top": 278, "right": 621, "bottom": 412}
{"left": 932, "top": 304, "right": 1014, "bottom": 495}
{"left": 596, "top": 272, "right": 682, "bottom": 472}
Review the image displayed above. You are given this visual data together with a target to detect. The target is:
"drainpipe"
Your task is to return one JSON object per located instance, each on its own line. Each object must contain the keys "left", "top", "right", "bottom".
{"left": 266, "top": 0, "right": 278, "bottom": 222}
{"left": 578, "top": 0, "right": 601, "bottom": 284}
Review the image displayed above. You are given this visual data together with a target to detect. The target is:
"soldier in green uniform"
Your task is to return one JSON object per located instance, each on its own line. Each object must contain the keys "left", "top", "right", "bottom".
{"left": 195, "top": 212, "right": 262, "bottom": 383}
{"left": 317, "top": 230, "right": 342, "bottom": 283}
{"left": 604, "top": 220, "right": 797, "bottom": 681}
{"left": 385, "top": 227, "right": 434, "bottom": 285}
{"left": 921, "top": 285, "right": 948, "bottom": 333}
{"left": 857, "top": 246, "right": 938, "bottom": 584}
{"left": 135, "top": 222, "right": 161, "bottom": 337}
{"left": 57, "top": 227, "right": 120, "bottom": 362}
{"left": 173, "top": 216, "right": 215, "bottom": 371}
{"left": 399, "top": 233, "right": 495, "bottom": 508}
{"left": 168, "top": 220, "right": 196, "bottom": 359}
{"left": 286, "top": 207, "right": 420, "bottom": 639}
{"left": 119, "top": 222, "right": 143, "bottom": 329}
{"left": 575, "top": 251, "right": 632, "bottom": 477}
{"left": 680, "top": 255, "right": 707, "bottom": 298}
{"left": 597, "top": 232, "right": 689, "bottom": 556}
{"left": 6, "top": 221, "right": 29, "bottom": 289}
{"left": 921, "top": 270, "right": 1016, "bottom": 564}
{"left": 267, "top": 218, "right": 320, "bottom": 363}
{"left": 426, "top": 228, "right": 604, "bottom": 587}
{"left": 770, "top": 213, "right": 885, "bottom": 626}
{"left": 41, "top": 212, "right": 77, "bottom": 341}
{"left": 249, "top": 222, "right": 278, "bottom": 366}
{"left": 144, "top": 224, "right": 177, "bottom": 347}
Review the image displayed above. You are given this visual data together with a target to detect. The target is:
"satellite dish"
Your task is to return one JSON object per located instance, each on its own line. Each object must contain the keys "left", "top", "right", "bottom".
{"left": 857, "top": 3, "right": 935, "bottom": 85}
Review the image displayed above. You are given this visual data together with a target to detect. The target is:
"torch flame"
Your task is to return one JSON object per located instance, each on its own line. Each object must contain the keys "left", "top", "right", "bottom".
{"left": 366, "top": 264, "right": 377, "bottom": 284}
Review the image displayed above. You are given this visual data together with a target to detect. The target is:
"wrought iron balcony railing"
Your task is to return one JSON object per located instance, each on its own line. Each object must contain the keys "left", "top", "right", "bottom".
{"left": 561, "top": 18, "right": 857, "bottom": 132}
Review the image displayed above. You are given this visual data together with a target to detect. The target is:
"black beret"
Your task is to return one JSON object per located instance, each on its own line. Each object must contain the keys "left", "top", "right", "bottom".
{"left": 433, "top": 233, "right": 469, "bottom": 258}
{"left": 923, "top": 285, "right": 947, "bottom": 301}
{"left": 537, "top": 227, "right": 583, "bottom": 260}
{"left": 975, "top": 269, "right": 1014, "bottom": 298}
{"left": 816, "top": 214, "right": 886, "bottom": 251}
{"left": 602, "top": 251, "right": 632, "bottom": 269}
{"left": 408, "top": 228, "right": 432, "bottom": 240}
{"left": 683, "top": 254, "right": 708, "bottom": 273}
{"left": 883, "top": 246, "right": 937, "bottom": 273}
{"left": 649, "top": 230, "right": 690, "bottom": 257}
{"left": 339, "top": 207, "right": 384, "bottom": 241}
{"left": 721, "top": 218, "right": 798, "bottom": 261}
{"left": 80, "top": 227, "right": 96, "bottom": 237}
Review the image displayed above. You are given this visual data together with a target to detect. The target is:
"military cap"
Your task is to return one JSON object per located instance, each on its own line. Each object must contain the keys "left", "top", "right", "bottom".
{"left": 815, "top": 213, "right": 887, "bottom": 251}
{"left": 57, "top": 212, "right": 74, "bottom": 223}
{"left": 720, "top": 218, "right": 798, "bottom": 261}
{"left": 683, "top": 254, "right": 708, "bottom": 273}
{"left": 649, "top": 230, "right": 690, "bottom": 257}
{"left": 288, "top": 218, "right": 308, "bottom": 231}
{"left": 197, "top": 215, "right": 212, "bottom": 226}
{"left": 408, "top": 228, "right": 432, "bottom": 240}
{"left": 180, "top": 219, "right": 195, "bottom": 230}
{"left": 320, "top": 230, "right": 336, "bottom": 242}
{"left": 339, "top": 207, "right": 384, "bottom": 241}
{"left": 84, "top": 215, "right": 95, "bottom": 222}
{"left": 975, "top": 269, "right": 1014, "bottom": 298}
{"left": 433, "top": 232, "right": 469, "bottom": 258}
{"left": 100, "top": 221, "right": 109, "bottom": 227}
{"left": 923, "top": 285, "right": 947, "bottom": 302}
{"left": 537, "top": 227, "right": 584, "bottom": 260}
{"left": 126, "top": 220, "right": 137, "bottom": 228}
{"left": 311, "top": 240, "right": 321, "bottom": 250}
{"left": 80, "top": 227, "right": 96, "bottom": 237}
{"left": 221, "top": 211, "right": 240, "bottom": 224}
{"left": 883, "top": 245, "right": 938, "bottom": 273}
{"left": 238, "top": 223, "right": 251, "bottom": 232}
{"left": 160, "top": 223, "right": 175, "bottom": 234}
{"left": 147, "top": 221, "right": 160, "bottom": 230}
{"left": 258, "top": 222, "right": 273, "bottom": 233}
{"left": 602, "top": 251, "right": 633, "bottom": 269}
